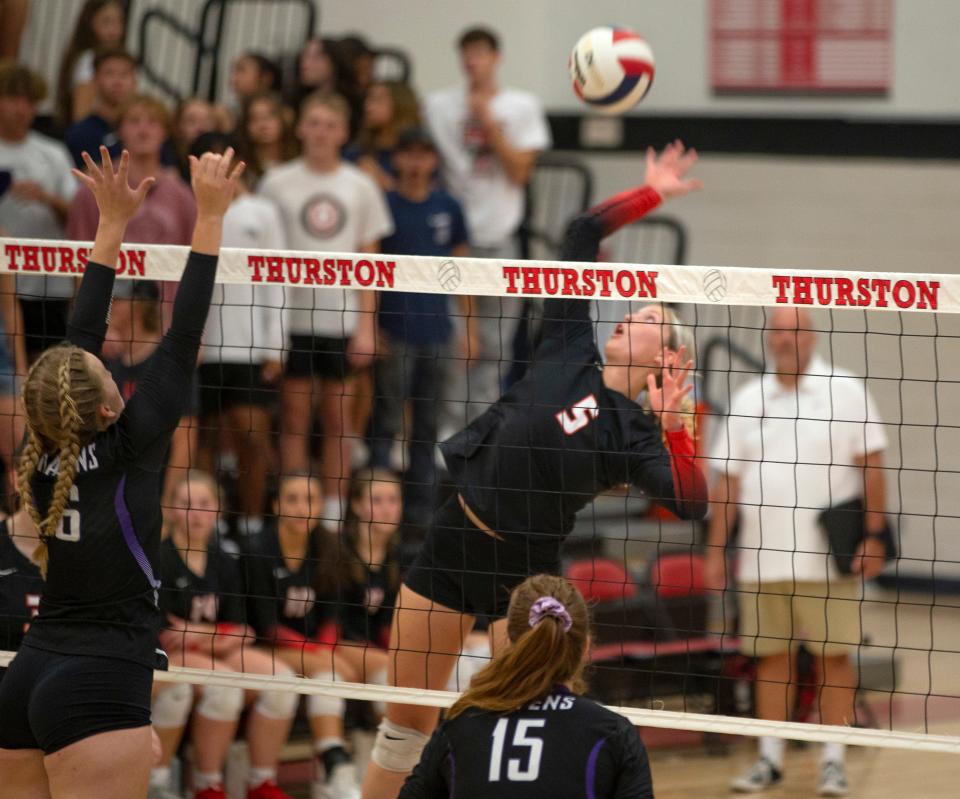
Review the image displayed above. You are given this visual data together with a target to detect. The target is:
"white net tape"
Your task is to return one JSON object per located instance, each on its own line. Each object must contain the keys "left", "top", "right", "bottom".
{"left": 0, "top": 649, "right": 956, "bottom": 752}
{"left": 0, "top": 237, "right": 949, "bottom": 312}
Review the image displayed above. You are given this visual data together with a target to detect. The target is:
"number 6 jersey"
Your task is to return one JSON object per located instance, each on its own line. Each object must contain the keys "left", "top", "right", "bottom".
{"left": 399, "top": 686, "right": 653, "bottom": 799}
{"left": 23, "top": 253, "right": 219, "bottom": 669}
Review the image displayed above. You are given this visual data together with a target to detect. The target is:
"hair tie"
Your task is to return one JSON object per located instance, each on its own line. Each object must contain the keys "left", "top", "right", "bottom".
{"left": 528, "top": 596, "right": 572, "bottom": 633}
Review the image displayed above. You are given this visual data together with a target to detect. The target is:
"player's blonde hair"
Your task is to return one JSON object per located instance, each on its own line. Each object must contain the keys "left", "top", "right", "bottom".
{"left": 448, "top": 574, "right": 590, "bottom": 719}
{"left": 18, "top": 345, "right": 106, "bottom": 576}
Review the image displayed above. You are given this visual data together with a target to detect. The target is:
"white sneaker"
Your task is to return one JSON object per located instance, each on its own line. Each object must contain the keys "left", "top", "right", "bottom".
{"left": 818, "top": 761, "right": 849, "bottom": 796}
{"left": 730, "top": 758, "right": 783, "bottom": 793}
{"left": 313, "top": 762, "right": 360, "bottom": 799}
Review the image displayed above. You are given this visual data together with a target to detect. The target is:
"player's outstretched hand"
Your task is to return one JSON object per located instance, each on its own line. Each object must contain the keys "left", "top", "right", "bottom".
{"left": 71, "top": 147, "right": 154, "bottom": 225}
{"left": 189, "top": 147, "right": 245, "bottom": 219}
{"left": 644, "top": 140, "right": 703, "bottom": 201}
{"left": 647, "top": 344, "right": 694, "bottom": 432}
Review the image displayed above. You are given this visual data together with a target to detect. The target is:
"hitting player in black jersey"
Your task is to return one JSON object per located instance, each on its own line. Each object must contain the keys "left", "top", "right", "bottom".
{"left": 400, "top": 574, "right": 653, "bottom": 799}
{"left": 0, "top": 146, "right": 243, "bottom": 799}
{"left": 363, "top": 142, "right": 705, "bottom": 799}
{"left": 0, "top": 509, "right": 43, "bottom": 656}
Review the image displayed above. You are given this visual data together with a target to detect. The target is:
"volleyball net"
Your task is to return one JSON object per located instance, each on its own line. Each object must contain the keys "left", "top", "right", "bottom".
{"left": 2, "top": 236, "right": 960, "bottom": 753}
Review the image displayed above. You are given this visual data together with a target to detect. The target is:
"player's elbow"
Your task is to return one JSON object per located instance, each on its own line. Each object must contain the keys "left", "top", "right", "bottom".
{"left": 674, "top": 494, "right": 709, "bottom": 521}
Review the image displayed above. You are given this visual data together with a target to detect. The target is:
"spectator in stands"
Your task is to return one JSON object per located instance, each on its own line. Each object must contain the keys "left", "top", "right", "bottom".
{"left": 228, "top": 52, "right": 280, "bottom": 114}
{"left": 314, "top": 468, "right": 399, "bottom": 675}
{"left": 198, "top": 166, "right": 286, "bottom": 537}
{"left": 424, "top": 26, "right": 551, "bottom": 422}
{"left": 335, "top": 35, "right": 376, "bottom": 97}
{"left": 235, "top": 91, "right": 299, "bottom": 184}
{"left": 64, "top": 48, "right": 138, "bottom": 168}
{"left": 0, "top": 64, "right": 78, "bottom": 362}
{"left": 246, "top": 472, "right": 369, "bottom": 799}
{"left": 0, "top": 503, "right": 42, "bottom": 655}
{"left": 171, "top": 97, "right": 217, "bottom": 178}
{"left": 0, "top": 270, "right": 26, "bottom": 498}
{"left": 289, "top": 37, "right": 339, "bottom": 108}
{"left": 68, "top": 94, "right": 196, "bottom": 326}
{"left": 367, "top": 128, "right": 472, "bottom": 526}
{"left": 0, "top": 0, "right": 31, "bottom": 62}
{"left": 157, "top": 471, "right": 298, "bottom": 799}
{"left": 706, "top": 307, "right": 891, "bottom": 796}
{"left": 100, "top": 279, "right": 197, "bottom": 508}
{"left": 259, "top": 92, "right": 393, "bottom": 528}
{"left": 344, "top": 80, "right": 421, "bottom": 191}
{"left": 55, "top": 0, "right": 126, "bottom": 126}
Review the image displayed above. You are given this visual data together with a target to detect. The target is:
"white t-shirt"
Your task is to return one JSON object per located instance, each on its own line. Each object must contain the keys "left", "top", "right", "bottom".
{"left": 202, "top": 194, "right": 287, "bottom": 364}
{"left": 709, "top": 355, "right": 888, "bottom": 584}
{"left": 72, "top": 50, "right": 95, "bottom": 85}
{"left": 0, "top": 132, "right": 78, "bottom": 299}
{"left": 425, "top": 86, "right": 551, "bottom": 248}
{"left": 258, "top": 159, "right": 393, "bottom": 337}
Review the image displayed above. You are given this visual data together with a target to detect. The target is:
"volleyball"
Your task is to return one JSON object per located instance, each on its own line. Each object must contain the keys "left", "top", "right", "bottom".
{"left": 569, "top": 26, "right": 655, "bottom": 114}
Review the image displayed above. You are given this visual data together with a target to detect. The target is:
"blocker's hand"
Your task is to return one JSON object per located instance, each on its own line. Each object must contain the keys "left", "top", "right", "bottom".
{"left": 189, "top": 147, "right": 245, "bottom": 218}
{"left": 71, "top": 147, "right": 154, "bottom": 225}
{"left": 644, "top": 140, "right": 703, "bottom": 201}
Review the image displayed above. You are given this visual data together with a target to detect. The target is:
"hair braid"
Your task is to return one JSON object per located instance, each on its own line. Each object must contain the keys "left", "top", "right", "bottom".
{"left": 45, "top": 354, "right": 84, "bottom": 534}
{"left": 16, "top": 427, "right": 47, "bottom": 571}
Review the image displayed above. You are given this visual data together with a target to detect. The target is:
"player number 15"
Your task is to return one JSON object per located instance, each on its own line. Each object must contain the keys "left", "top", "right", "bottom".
{"left": 488, "top": 718, "right": 545, "bottom": 782}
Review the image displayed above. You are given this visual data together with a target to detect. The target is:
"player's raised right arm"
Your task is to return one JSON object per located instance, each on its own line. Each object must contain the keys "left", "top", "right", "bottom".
{"left": 67, "top": 147, "right": 154, "bottom": 355}
{"left": 122, "top": 150, "right": 244, "bottom": 445}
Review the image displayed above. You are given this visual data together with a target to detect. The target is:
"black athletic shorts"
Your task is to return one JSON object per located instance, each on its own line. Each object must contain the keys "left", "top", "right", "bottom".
{"left": 286, "top": 335, "right": 354, "bottom": 381}
{"left": 403, "top": 494, "right": 561, "bottom": 618}
{"left": 0, "top": 645, "right": 153, "bottom": 754}
{"left": 198, "top": 362, "right": 277, "bottom": 416}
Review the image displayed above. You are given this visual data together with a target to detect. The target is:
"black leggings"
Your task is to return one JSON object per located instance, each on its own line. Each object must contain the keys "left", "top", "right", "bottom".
{"left": 0, "top": 645, "right": 153, "bottom": 754}
{"left": 403, "top": 495, "right": 560, "bottom": 618}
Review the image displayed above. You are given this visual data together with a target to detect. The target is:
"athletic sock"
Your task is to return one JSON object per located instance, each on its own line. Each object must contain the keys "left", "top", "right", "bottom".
{"left": 248, "top": 766, "right": 277, "bottom": 787}
{"left": 759, "top": 736, "right": 786, "bottom": 770}
{"left": 317, "top": 741, "right": 351, "bottom": 776}
{"left": 821, "top": 741, "right": 846, "bottom": 765}
{"left": 194, "top": 771, "right": 224, "bottom": 790}
{"left": 149, "top": 766, "right": 171, "bottom": 787}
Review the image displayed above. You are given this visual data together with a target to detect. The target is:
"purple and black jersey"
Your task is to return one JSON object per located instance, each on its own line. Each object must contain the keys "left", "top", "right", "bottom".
{"left": 0, "top": 520, "right": 43, "bottom": 652}
{"left": 22, "top": 252, "right": 219, "bottom": 668}
{"left": 400, "top": 687, "right": 653, "bottom": 799}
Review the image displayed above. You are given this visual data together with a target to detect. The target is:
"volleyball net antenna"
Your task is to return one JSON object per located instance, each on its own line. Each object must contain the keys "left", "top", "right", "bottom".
{"left": 2, "top": 236, "right": 960, "bottom": 754}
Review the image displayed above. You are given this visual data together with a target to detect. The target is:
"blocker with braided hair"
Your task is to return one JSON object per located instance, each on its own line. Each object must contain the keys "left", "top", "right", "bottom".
{"left": 0, "top": 145, "right": 243, "bottom": 799}
{"left": 399, "top": 575, "right": 653, "bottom": 799}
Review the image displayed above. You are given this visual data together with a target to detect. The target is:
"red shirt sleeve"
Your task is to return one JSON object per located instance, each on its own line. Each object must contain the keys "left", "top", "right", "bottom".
{"left": 664, "top": 427, "right": 708, "bottom": 519}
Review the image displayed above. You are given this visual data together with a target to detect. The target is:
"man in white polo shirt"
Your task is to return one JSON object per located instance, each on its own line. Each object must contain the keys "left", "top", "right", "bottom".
{"left": 706, "top": 307, "right": 890, "bottom": 797}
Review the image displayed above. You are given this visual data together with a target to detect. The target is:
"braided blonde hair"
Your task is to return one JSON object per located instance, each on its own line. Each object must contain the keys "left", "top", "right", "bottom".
{"left": 18, "top": 345, "right": 105, "bottom": 576}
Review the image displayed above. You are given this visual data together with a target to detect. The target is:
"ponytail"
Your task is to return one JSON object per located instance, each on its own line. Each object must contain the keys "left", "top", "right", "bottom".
{"left": 447, "top": 574, "right": 590, "bottom": 719}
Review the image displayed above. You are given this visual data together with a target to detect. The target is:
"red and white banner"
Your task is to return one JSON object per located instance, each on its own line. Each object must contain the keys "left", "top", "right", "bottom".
{"left": 0, "top": 237, "right": 949, "bottom": 314}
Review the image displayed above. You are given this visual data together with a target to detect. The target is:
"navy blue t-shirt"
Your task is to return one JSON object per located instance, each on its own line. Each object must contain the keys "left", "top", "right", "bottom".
{"left": 64, "top": 115, "right": 177, "bottom": 169}
{"left": 379, "top": 189, "right": 468, "bottom": 346}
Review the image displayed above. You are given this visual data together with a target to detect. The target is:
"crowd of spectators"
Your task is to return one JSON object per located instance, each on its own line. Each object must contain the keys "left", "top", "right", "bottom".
{"left": 0, "top": 6, "right": 551, "bottom": 535}
{"left": 0, "top": 9, "right": 552, "bottom": 795}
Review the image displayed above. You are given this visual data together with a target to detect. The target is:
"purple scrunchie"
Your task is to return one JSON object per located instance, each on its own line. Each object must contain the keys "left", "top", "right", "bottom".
{"left": 528, "top": 596, "right": 573, "bottom": 633}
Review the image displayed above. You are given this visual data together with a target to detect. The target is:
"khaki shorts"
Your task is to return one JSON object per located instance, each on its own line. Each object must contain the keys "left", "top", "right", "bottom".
{"left": 737, "top": 580, "right": 863, "bottom": 657}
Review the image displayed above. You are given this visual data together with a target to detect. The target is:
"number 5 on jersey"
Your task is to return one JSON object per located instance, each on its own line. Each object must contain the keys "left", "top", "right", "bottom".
{"left": 556, "top": 393, "right": 599, "bottom": 435}
{"left": 489, "top": 718, "right": 545, "bottom": 782}
{"left": 54, "top": 484, "right": 81, "bottom": 542}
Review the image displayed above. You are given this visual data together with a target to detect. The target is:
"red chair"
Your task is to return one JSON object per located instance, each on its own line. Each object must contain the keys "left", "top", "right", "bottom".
{"left": 565, "top": 558, "right": 637, "bottom": 603}
{"left": 649, "top": 552, "right": 706, "bottom": 598}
